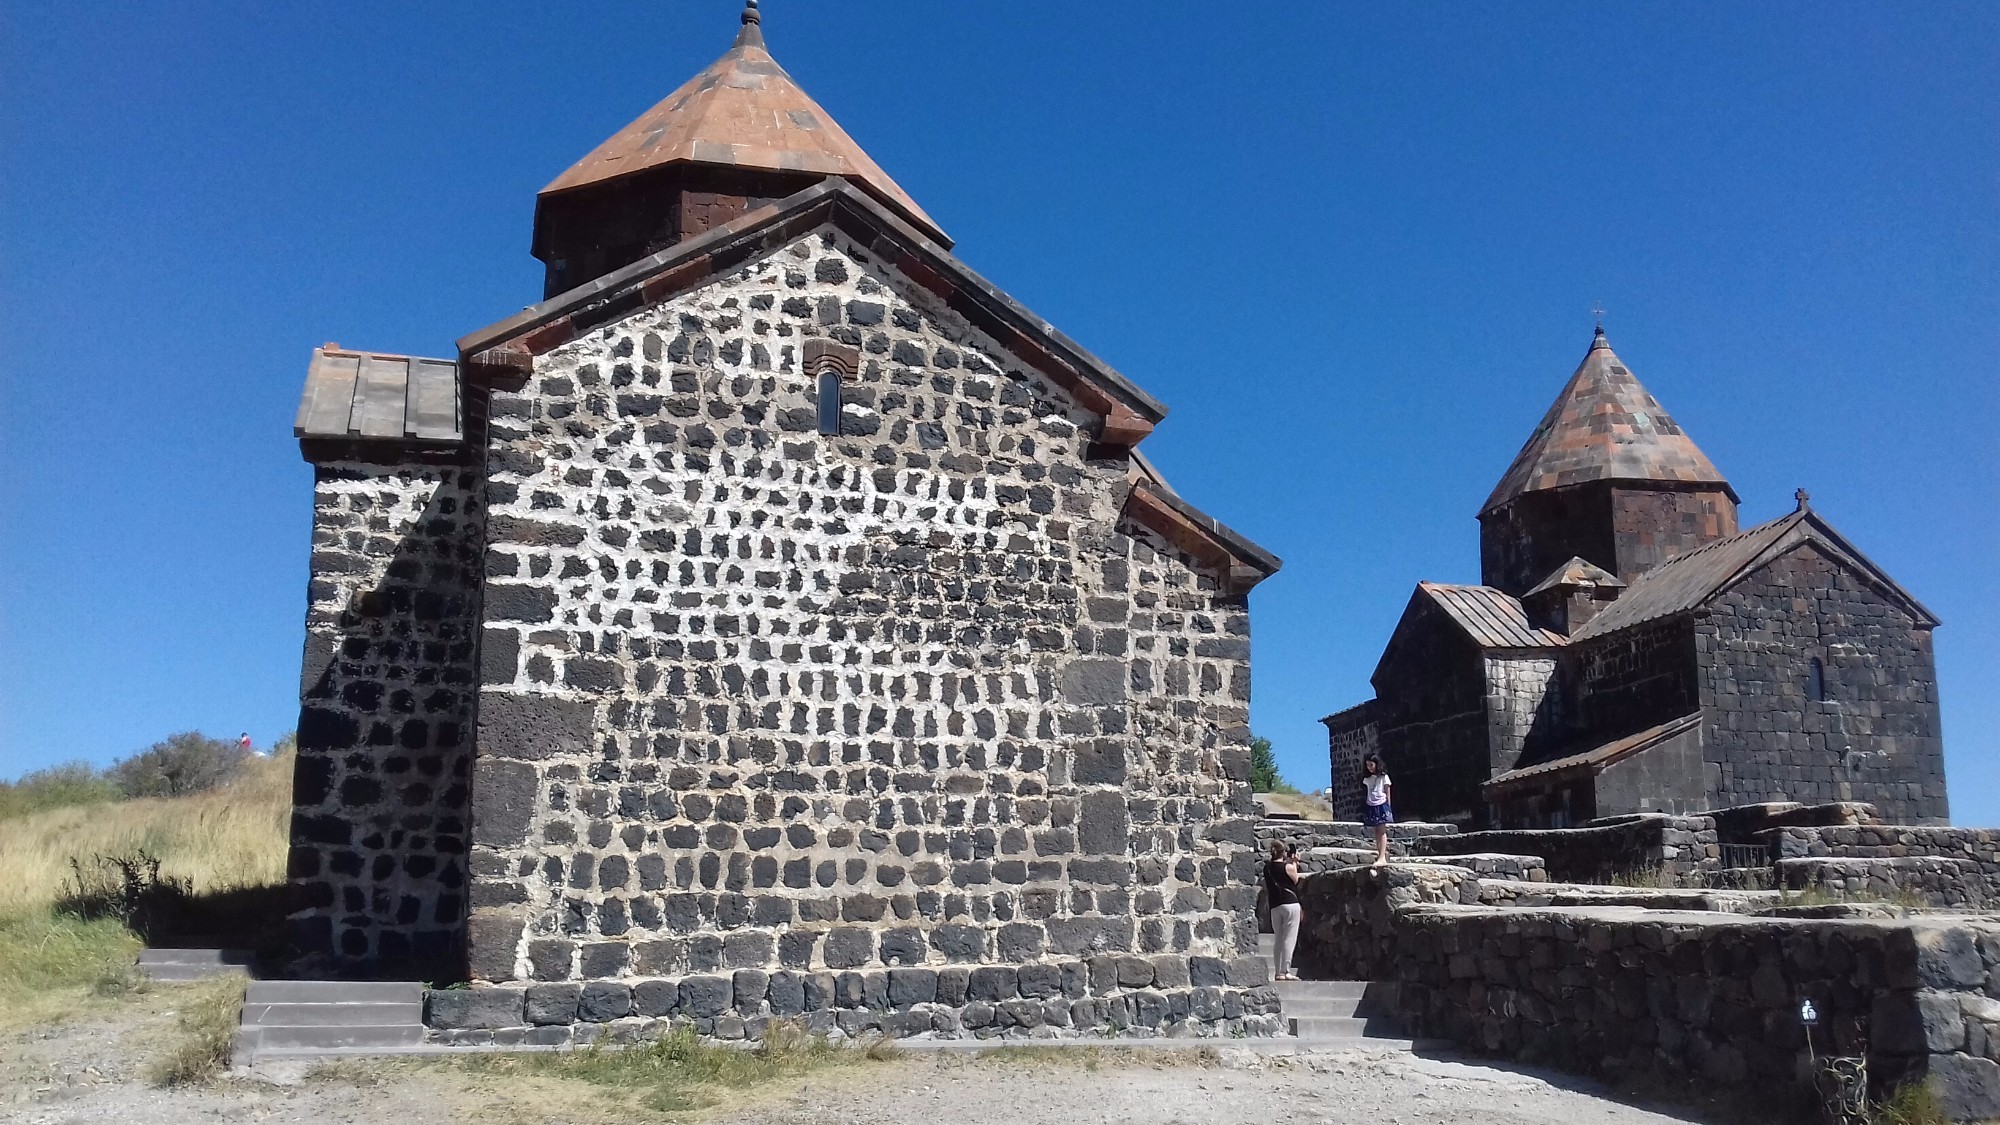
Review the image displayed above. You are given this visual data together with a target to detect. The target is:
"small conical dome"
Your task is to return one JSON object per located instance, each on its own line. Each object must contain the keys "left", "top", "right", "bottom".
{"left": 540, "top": 2, "right": 945, "bottom": 244}
{"left": 1482, "top": 328, "right": 1733, "bottom": 514}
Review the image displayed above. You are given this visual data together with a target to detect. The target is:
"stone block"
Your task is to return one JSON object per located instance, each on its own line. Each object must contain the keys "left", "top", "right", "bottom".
{"left": 467, "top": 907, "right": 525, "bottom": 983}
{"left": 1076, "top": 792, "right": 1130, "bottom": 856}
{"left": 1061, "top": 659, "right": 1127, "bottom": 706}
{"left": 768, "top": 971, "right": 806, "bottom": 1017}
{"left": 578, "top": 982, "right": 632, "bottom": 1023}
{"left": 824, "top": 926, "right": 874, "bottom": 969}
{"left": 427, "top": 987, "right": 525, "bottom": 1031}
{"left": 733, "top": 970, "right": 770, "bottom": 1014}
{"left": 470, "top": 760, "right": 538, "bottom": 849}
{"left": 632, "top": 979, "right": 678, "bottom": 1017}
{"left": 1930, "top": 1054, "right": 2000, "bottom": 1123}
{"left": 480, "top": 693, "right": 596, "bottom": 762}
{"left": 968, "top": 966, "right": 1019, "bottom": 1002}
{"left": 888, "top": 967, "right": 938, "bottom": 1008}
{"left": 680, "top": 975, "right": 733, "bottom": 1018}
{"left": 525, "top": 983, "right": 581, "bottom": 1025}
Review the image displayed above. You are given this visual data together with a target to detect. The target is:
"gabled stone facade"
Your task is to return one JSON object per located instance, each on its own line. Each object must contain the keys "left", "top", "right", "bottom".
{"left": 286, "top": 6, "right": 1282, "bottom": 1038}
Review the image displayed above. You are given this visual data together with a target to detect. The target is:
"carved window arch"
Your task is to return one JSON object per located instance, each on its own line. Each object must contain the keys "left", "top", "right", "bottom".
{"left": 805, "top": 339, "right": 860, "bottom": 437}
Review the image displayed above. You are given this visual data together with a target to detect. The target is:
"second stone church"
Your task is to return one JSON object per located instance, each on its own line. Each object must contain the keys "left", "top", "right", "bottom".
{"left": 1323, "top": 328, "right": 1945, "bottom": 830}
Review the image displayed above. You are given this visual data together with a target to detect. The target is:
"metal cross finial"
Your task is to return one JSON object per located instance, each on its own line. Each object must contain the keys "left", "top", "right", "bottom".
{"left": 1591, "top": 302, "right": 1606, "bottom": 330}
{"left": 1795, "top": 487, "right": 1812, "bottom": 511}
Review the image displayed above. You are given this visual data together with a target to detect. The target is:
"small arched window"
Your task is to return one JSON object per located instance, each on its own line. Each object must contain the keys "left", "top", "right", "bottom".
{"left": 815, "top": 370, "right": 842, "bottom": 435}
{"left": 1808, "top": 656, "right": 1827, "bottom": 702}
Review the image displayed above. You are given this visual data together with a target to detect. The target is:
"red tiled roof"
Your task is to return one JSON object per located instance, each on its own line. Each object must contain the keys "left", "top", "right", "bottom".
{"left": 1482, "top": 329, "right": 1733, "bottom": 514}
{"left": 540, "top": 4, "right": 945, "bottom": 245}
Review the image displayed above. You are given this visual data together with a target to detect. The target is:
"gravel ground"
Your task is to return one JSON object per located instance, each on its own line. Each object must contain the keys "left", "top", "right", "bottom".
{"left": 2, "top": 997, "right": 1710, "bottom": 1125}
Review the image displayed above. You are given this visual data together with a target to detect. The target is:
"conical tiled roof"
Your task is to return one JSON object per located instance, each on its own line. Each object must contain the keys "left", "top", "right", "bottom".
{"left": 539, "top": 2, "right": 945, "bottom": 244}
{"left": 1482, "top": 328, "right": 1732, "bottom": 514}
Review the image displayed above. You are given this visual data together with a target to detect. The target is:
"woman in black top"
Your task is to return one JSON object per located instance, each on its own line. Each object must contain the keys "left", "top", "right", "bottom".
{"left": 1264, "top": 839, "right": 1303, "bottom": 981}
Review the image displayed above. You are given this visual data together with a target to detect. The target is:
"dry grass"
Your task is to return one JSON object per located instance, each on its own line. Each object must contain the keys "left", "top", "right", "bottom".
{"left": 451, "top": 1020, "right": 877, "bottom": 1114}
{"left": 146, "top": 976, "right": 245, "bottom": 1086}
{"left": 1259, "top": 792, "right": 1332, "bottom": 820}
{"left": 0, "top": 751, "right": 292, "bottom": 919}
{"left": 0, "top": 911, "right": 147, "bottom": 1030}
{"left": 1871, "top": 1078, "right": 1949, "bottom": 1125}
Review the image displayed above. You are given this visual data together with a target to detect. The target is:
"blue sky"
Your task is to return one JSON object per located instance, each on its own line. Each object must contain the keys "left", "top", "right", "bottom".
{"left": 2, "top": 2, "right": 1994, "bottom": 819}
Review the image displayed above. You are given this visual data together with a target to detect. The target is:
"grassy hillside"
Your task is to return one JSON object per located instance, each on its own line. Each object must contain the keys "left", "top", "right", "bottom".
{"left": 0, "top": 750, "right": 292, "bottom": 919}
{"left": 0, "top": 751, "right": 291, "bottom": 1029}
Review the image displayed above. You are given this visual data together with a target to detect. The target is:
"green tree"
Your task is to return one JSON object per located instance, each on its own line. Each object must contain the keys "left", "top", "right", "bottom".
{"left": 1250, "top": 737, "right": 1281, "bottom": 793}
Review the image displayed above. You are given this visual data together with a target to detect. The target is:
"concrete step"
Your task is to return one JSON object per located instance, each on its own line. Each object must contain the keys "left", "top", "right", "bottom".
{"left": 140, "top": 962, "right": 250, "bottom": 982}
{"left": 138, "top": 948, "right": 254, "bottom": 966}
{"left": 246, "top": 980, "right": 423, "bottom": 1005}
{"left": 1288, "top": 1015, "right": 1372, "bottom": 1038}
{"left": 1274, "top": 979, "right": 1367, "bottom": 1000}
{"left": 138, "top": 948, "right": 254, "bottom": 981}
{"left": 243, "top": 1002, "right": 423, "bottom": 1027}
{"left": 249, "top": 1024, "right": 427, "bottom": 1051}
{"left": 1275, "top": 995, "right": 1362, "bottom": 1018}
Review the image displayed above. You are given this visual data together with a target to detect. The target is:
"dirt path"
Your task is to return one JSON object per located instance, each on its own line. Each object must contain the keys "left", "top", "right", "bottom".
{"left": 3, "top": 999, "right": 1709, "bottom": 1125}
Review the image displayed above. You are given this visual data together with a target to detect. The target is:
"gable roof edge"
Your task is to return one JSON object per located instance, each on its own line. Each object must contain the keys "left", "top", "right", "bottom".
{"left": 1122, "top": 480, "right": 1281, "bottom": 593}
{"left": 458, "top": 178, "right": 1167, "bottom": 428}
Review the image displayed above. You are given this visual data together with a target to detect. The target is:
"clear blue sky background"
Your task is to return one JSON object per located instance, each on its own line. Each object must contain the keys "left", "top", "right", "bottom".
{"left": 3, "top": 3, "right": 1993, "bottom": 818}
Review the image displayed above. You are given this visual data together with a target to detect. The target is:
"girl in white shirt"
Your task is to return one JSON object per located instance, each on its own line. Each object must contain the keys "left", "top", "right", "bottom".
{"left": 1360, "top": 755, "right": 1393, "bottom": 866}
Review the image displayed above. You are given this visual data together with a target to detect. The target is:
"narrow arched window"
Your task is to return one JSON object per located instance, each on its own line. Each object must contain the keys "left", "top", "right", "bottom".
{"left": 806, "top": 338, "right": 859, "bottom": 437}
{"left": 816, "top": 370, "right": 841, "bottom": 435}
{"left": 1808, "top": 657, "right": 1827, "bottom": 702}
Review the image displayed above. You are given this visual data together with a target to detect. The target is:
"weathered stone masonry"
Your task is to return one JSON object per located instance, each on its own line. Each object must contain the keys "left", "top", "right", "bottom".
{"left": 287, "top": 8, "right": 1282, "bottom": 1034}
{"left": 291, "top": 460, "right": 486, "bottom": 968}
{"left": 459, "top": 226, "right": 1271, "bottom": 1023}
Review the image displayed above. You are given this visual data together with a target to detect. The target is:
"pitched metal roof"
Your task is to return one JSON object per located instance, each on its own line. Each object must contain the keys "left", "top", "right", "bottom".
{"left": 1568, "top": 506, "right": 1939, "bottom": 641}
{"left": 540, "top": 4, "right": 945, "bottom": 245}
{"left": 294, "top": 346, "right": 462, "bottom": 445}
{"left": 1417, "top": 582, "right": 1568, "bottom": 650}
{"left": 1482, "top": 328, "right": 1734, "bottom": 514}
{"left": 1486, "top": 712, "right": 1703, "bottom": 790}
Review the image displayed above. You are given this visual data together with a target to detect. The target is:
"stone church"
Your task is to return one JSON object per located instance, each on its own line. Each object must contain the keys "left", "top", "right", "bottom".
{"left": 286, "top": 2, "right": 1283, "bottom": 1032}
{"left": 1323, "top": 328, "right": 1945, "bottom": 830}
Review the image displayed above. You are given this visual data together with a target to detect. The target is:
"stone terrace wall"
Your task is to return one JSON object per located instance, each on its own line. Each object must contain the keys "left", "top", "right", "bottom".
{"left": 1773, "top": 827, "right": 2000, "bottom": 910}
{"left": 290, "top": 461, "right": 486, "bottom": 971}
{"left": 1776, "top": 826, "right": 2000, "bottom": 864}
{"left": 1417, "top": 814, "right": 1717, "bottom": 884}
{"left": 1294, "top": 865, "right": 2000, "bottom": 1122}
{"left": 461, "top": 226, "right": 1260, "bottom": 1025}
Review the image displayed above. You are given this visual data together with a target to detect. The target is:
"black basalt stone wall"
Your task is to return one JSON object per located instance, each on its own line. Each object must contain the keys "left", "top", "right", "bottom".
{"left": 1561, "top": 619, "right": 1699, "bottom": 752}
{"left": 290, "top": 459, "right": 487, "bottom": 972}
{"left": 1371, "top": 601, "right": 1488, "bottom": 827}
{"left": 1697, "top": 542, "right": 1946, "bottom": 823}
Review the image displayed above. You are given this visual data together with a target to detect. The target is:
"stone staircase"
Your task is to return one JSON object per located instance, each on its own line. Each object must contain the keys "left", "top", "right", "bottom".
{"left": 1257, "top": 934, "right": 1409, "bottom": 1048}
{"left": 232, "top": 980, "right": 427, "bottom": 1064}
{"left": 136, "top": 948, "right": 254, "bottom": 983}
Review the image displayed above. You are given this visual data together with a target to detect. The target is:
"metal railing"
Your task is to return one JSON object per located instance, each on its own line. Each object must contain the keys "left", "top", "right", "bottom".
{"left": 1718, "top": 843, "right": 1770, "bottom": 870}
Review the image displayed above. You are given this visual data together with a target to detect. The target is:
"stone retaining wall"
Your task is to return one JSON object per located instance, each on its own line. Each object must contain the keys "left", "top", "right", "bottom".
{"left": 1779, "top": 857, "right": 2000, "bottom": 911}
{"left": 1418, "top": 814, "right": 1717, "bottom": 883}
{"left": 1291, "top": 865, "right": 2000, "bottom": 1122}
{"left": 424, "top": 954, "right": 1282, "bottom": 1044}
{"left": 1775, "top": 826, "right": 2000, "bottom": 864}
